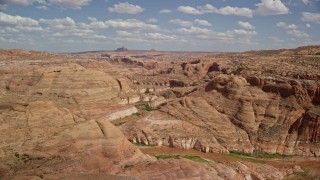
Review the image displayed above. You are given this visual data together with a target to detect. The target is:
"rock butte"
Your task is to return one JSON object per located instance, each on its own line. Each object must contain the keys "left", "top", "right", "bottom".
{"left": 0, "top": 46, "right": 319, "bottom": 179}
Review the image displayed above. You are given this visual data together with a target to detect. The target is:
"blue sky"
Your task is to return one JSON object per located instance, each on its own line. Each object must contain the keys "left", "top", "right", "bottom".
{"left": 0, "top": 0, "right": 319, "bottom": 52}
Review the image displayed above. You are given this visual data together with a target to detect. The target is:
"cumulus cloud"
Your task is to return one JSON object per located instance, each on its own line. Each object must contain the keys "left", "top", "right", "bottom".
{"left": 108, "top": 2, "right": 144, "bottom": 14}
{"left": 177, "top": 26, "right": 212, "bottom": 35}
{"left": 40, "top": 17, "right": 76, "bottom": 29}
{"left": 145, "top": 33, "right": 177, "bottom": 41}
{"left": 169, "top": 19, "right": 193, "bottom": 27}
{"left": 116, "top": 30, "right": 132, "bottom": 37}
{"left": 0, "top": 0, "right": 45, "bottom": 6}
{"left": 276, "top": 22, "right": 297, "bottom": 29}
{"left": 86, "top": 21, "right": 108, "bottom": 29}
{"left": 177, "top": 6, "right": 202, "bottom": 15}
{"left": 238, "top": 21, "right": 255, "bottom": 30}
{"left": 177, "top": 4, "right": 253, "bottom": 17}
{"left": 286, "top": 29, "right": 310, "bottom": 38}
{"left": 0, "top": 12, "right": 43, "bottom": 33}
{"left": 169, "top": 19, "right": 212, "bottom": 27}
{"left": 301, "top": 12, "right": 320, "bottom": 24}
{"left": 232, "top": 29, "right": 257, "bottom": 36}
{"left": 255, "top": 0, "right": 289, "bottom": 16}
{"left": 87, "top": 16, "right": 97, "bottom": 22}
{"left": 49, "top": 0, "right": 90, "bottom": 9}
{"left": 0, "top": 12, "right": 39, "bottom": 26}
{"left": 159, "top": 9, "right": 172, "bottom": 14}
{"left": 194, "top": 19, "right": 211, "bottom": 26}
{"left": 276, "top": 21, "right": 310, "bottom": 38}
{"left": 217, "top": 6, "right": 253, "bottom": 17}
{"left": 146, "top": 18, "right": 158, "bottom": 23}
{"left": 105, "top": 19, "right": 158, "bottom": 30}
{"left": 177, "top": 1, "right": 291, "bottom": 17}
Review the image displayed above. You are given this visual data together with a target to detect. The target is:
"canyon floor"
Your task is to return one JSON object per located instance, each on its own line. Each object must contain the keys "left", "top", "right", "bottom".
{"left": 0, "top": 46, "right": 319, "bottom": 179}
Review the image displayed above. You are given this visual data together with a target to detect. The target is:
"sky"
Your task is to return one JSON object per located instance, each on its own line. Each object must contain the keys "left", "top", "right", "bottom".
{"left": 0, "top": 0, "right": 320, "bottom": 52}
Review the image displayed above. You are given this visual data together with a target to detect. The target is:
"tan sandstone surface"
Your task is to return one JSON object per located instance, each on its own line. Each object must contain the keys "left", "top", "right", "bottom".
{"left": 0, "top": 47, "right": 319, "bottom": 179}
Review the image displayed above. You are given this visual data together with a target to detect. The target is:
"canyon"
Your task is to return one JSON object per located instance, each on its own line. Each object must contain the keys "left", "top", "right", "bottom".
{"left": 0, "top": 46, "right": 319, "bottom": 179}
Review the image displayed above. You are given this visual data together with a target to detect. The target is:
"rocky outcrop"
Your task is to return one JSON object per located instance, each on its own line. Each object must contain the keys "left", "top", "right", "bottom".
{"left": 106, "top": 106, "right": 138, "bottom": 121}
{"left": 246, "top": 76, "right": 319, "bottom": 107}
{"left": 122, "top": 74, "right": 319, "bottom": 156}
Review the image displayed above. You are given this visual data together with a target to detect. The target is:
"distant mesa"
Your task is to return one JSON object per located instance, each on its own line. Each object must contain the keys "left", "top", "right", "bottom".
{"left": 115, "top": 46, "right": 128, "bottom": 52}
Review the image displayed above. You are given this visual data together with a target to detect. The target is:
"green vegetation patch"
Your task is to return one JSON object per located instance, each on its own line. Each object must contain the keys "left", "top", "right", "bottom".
{"left": 114, "top": 122, "right": 126, "bottom": 127}
{"left": 154, "top": 154, "right": 180, "bottom": 159}
{"left": 143, "top": 105, "right": 157, "bottom": 111}
{"left": 153, "top": 154, "right": 208, "bottom": 163}
{"left": 297, "top": 168, "right": 311, "bottom": 177}
{"left": 133, "top": 142, "right": 154, "bottom": 147}
{"left": 135, "top": 102, "right": 157, "bottom": 111}
{"left": 180, "top": 155, "right": 208, "bottom": 163}
{"left": 229, "top": 150, "right": 288, "bottom": 159}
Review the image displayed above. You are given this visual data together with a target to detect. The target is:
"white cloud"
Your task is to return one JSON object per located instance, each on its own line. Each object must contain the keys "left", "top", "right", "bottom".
{"left": 146, "top": 18, "right": 158, "bottom": 23}
{"left": 0, "top": 12, "right": 39, "bottom": 26}
{"left": 301, "top": 12, "right": 320, "bottom": 24}
{"left": 276, "top": 21, "right": 310, "bottom": 38}
{"left": 159, "top": 9, "right": 172, "bottom": 14}
{"left": 197, "top": 4, "right": 217, "bottom": 13}
{"left": 238, "top": 21, "right": 255, "bottom": 30}
{"left": 49, "top": 0, "right": 90, "bottom": 9}
{"left": 177, "top": 4, "right": 253, "bottom": 17}
{"left": 286, "top": 29, "right": 310, "bottom": 38}
{"left": 178, "top": 26, "right": 212, "bottom": 35}
{"left": 177, "top": 26, "right": 212, "bottom": 35}
{"left": 145, "top": 33, "right": 177, "bottom": 41}
{"left": 194, "top": 19, "right": 211, "bottom": 26}
{"left": 276, "top": 21, "right": 286, "bottom": 28}
{"left": 170, "top": 18, "right": 211, "bottom": 27}
{"left": 233, "top": 29, "right": 257, "bottom": 36}
{"left": 255, "top": 0, "right": 289, "bottom": 16}
{"left": 116, "top": 30, "right": 132, "bottom": 37}
{"left": 40, "top": 17, "right": 76, "bottom": 29}
{"left": 104, "top": 19, "right": 158, "bottom": 30}
{"left": 218, "top": 6, "right": 253, "bottom": 17}
{"left": 276, "top": 21, "right": 297, "bottom": 29}
{"left": 88, "top": 16, "right": 97, "bottom": 22}
{"left": 177, "top": 6, "right": 202, "bottom": 15}
{"left": 0, "top": 0, "right": 45, "bottom": 6}
{"left": 306, "top": 23, "right": 311, "bottom": 28}
{"left": 52, "top": 28, "right": 93, "bottom": 37}
{"left": 86, "top": 21, "right": 108, "bottom": 29}
{"left": 302, "top": 0, "right": 309, "bottom": 5}
{"left": 169, "top": 19, "right": 193, "bottom": 27}
{"left": 0, "top": 12, "right": 42, "bottom": 33}
{"left": 108, "top": 2, "right": 144, "bottom": 14}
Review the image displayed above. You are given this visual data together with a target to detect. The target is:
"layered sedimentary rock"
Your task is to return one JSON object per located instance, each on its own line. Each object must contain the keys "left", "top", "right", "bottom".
{"left": 123, "top": 73, "right": 319, "bottom": 156}
{"left": 1, "top": 47, "right": 319, "bottom": 179}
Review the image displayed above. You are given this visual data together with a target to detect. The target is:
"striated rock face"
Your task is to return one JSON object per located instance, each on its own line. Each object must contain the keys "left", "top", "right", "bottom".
{"left": 0, "top": 57, "right": 293, "bottom": 180}
{"left": 122, "top": 73, "right": 319, "bottom": 156}
{"left": 0, "top": 62, "right": 148, "bottom": 178}
{"left": 106, "top": 106, "right": 138, "bottom": 121}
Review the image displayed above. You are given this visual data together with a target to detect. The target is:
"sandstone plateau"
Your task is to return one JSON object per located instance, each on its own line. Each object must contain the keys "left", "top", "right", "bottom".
{"left": 0, "top": 46, "right": 319, "bottom": 179}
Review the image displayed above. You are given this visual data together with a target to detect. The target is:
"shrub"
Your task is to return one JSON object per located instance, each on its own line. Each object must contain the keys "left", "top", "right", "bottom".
{"left": 143, "top": 105, "right": 157, "bottom": 111}
{"left": 153, "top": 154, "right": 207, "bottom": 163}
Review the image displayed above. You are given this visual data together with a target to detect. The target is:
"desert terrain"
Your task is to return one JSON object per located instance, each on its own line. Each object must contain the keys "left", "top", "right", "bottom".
{"left": 0, "top": 46, "right": 319, "bottom": 179}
